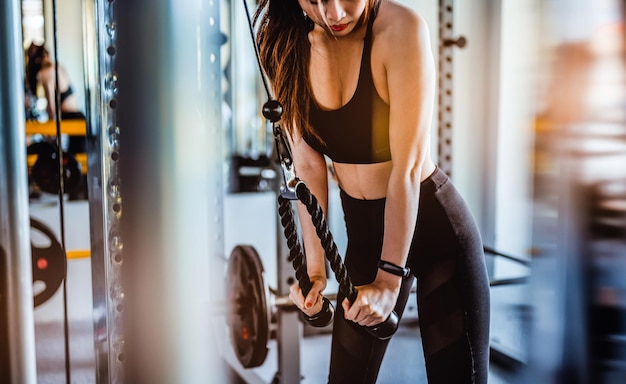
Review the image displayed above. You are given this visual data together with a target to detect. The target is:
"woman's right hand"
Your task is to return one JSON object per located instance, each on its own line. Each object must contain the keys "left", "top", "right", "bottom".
{"left": 288, "top": 275, "right": 327, "bottom": 317}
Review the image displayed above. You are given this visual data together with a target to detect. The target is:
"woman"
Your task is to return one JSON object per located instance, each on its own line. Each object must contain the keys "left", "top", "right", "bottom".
{"left": 26, "top": 43, "right": 85, "bottom": 153}
{"left": 26, "top": 43, "right": 82, "bottom": 121}
{"left": 255, "top": 0, "right": 490, "bottom": 382}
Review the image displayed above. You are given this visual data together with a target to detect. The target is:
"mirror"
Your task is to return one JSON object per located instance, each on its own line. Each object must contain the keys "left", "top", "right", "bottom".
{"left": 21, "top": 0, "right": 95, "bottom": 381}
{"left": 22, "top": 0, "right": 88, "bottom": 201}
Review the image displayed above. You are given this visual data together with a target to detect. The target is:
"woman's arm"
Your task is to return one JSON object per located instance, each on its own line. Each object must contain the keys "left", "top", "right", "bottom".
{"left": 288, "top": 130, "right": 331, "bottom": 315}
{"left": 39, "top": 66, "right": 57, "bottom": 120}
{"left": 380, "top": 8, "right": 435, "bottom": 286}
{"left": 345, "top": 6, "right": 436, "bottom": 326}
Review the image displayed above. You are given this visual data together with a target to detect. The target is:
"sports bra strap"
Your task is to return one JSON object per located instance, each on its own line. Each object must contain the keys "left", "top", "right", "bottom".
{"left": 364, "top": 2, "right": 380, "bottom": 61}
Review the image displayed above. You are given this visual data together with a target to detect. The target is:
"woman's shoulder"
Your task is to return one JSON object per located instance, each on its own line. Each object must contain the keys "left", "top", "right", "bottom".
{"left": 374, "top": 1, "right": 429, "bottom": 46}
{"left": 37, "top": 63, "right": 55, "bottom": 80}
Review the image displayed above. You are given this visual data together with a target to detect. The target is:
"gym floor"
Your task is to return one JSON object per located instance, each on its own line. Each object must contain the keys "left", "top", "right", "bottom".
{"left": 31, "top": 191, "right": 524, "bottom": 383}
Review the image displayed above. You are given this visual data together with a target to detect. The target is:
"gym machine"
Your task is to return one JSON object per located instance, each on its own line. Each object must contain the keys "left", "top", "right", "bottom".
{"left": 86, "top": 0, "right": 226, "bottom": 382}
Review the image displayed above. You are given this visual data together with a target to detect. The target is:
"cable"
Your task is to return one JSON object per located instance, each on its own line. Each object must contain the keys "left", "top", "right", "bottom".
{"left": 278, "top": 182, "right": 400, "bottom": 339}
{"left": 50, "top": 1, "right": 71, "bottom": 382}
{"left": 241, "top": 0, "right": 273, "bottom": 100}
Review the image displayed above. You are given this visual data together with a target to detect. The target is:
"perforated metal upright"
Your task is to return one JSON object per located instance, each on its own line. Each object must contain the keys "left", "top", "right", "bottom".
{"left": 275, "top": 200, "right": 303, "bottom": 384}
{"left": 83, "top": 0, "right": 124, "bottom": 381}
{"left": 86, "top": 0, "right": 225, "bottom": 382}
{"left": 437, "top": 0, "right": 463, "bottom": 178}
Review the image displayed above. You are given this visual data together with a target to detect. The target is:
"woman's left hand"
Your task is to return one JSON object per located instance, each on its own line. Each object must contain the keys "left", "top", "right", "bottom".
{"left": 342, "top": 278, "right": 402, "bottom": 327}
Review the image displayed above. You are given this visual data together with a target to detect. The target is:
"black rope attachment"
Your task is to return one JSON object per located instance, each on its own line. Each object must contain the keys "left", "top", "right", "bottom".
{"left": 294, "top": 184, "right": 357, "bottom": 303}
{"left": 278, "top": 195, "right": 333, "bottom": 327}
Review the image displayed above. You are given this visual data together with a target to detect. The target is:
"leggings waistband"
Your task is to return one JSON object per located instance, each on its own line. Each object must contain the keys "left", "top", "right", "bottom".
{"left": 422, "top": 165, "right": 449, "bottom": 191}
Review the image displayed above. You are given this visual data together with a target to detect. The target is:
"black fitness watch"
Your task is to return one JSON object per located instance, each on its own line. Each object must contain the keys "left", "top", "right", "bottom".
{"left": 378, "top": 260, "right": 410, "bottom": 278}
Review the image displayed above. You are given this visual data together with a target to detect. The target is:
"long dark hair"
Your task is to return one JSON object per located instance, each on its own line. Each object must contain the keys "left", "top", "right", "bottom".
{"left": 254, "top": 0, "right": 314, "bottom": 139}
{"left": 254, "top": 0, "right": 380, "bottom": 140}
{"left": 26, "top": 43, "right": 48, "bottom": 96}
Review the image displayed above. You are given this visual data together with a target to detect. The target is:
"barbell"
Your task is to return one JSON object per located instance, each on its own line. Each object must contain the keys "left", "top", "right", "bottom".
{"left": 227, "top": 245, "right": 270, "bottom": 368}
{"left": 226, "top": 244, "right": 337, "bottom": 369}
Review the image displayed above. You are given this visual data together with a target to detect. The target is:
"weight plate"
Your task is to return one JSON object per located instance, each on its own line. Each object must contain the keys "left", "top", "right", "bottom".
{"left": 31, "top": 218, "right": 66, "bottom": 308}
{"left": 227, "top": 245, "right": 270, "bottom": 368}
{"left": 30, "top": 142, "right": 82, "bottom": 195}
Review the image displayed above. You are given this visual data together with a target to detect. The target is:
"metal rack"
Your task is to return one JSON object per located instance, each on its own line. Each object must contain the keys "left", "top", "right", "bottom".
{"left": 437, "top": 0, "right": 466, "bottom": 178}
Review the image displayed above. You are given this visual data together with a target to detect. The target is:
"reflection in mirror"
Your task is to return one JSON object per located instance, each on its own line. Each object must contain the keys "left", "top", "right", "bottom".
{"left": 23, "top": 0, "right": 88, "bottom": 200}
{"left": 22, "top": 0, "right": 44, "bottom": 120}
{"left": 21, "top": 0, "right": 95, "bottom": 382}
{"left": 22, "top": 0, "right": 85, "bottom": 122}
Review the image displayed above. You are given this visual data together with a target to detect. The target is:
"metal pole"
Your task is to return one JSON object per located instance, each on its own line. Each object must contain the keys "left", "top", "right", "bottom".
{"left": 0, "top": 0, "right": 38, "bottom": 382}
{"left": 83, "top": 0, "right": 123, "bottom": 381}
{"left": 276, "top": 203, "right": 302, "bottom": 384}
{"left": 116, "top": 0, "right": 225, "bottom": 382}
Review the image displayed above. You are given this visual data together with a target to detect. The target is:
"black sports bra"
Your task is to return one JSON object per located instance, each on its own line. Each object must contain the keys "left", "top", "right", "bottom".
{"left": 303, "top": 13, "right": 391, "bottom": 164}
{"left": 60, "top": 86, "right": 73, "bottom": 103}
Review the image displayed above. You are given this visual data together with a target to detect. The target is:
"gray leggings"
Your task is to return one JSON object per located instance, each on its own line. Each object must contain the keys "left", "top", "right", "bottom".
{"left": 328, "top": 167, "right": 490, "bottom": 383}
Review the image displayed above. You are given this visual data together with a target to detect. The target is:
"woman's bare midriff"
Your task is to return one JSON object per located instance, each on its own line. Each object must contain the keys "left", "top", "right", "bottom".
{"left": 333, "top": 158, "right": 436, "bottom": 200}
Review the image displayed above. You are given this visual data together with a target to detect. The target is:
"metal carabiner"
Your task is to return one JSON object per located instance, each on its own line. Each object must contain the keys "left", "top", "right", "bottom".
{"left": 262, "top": 99, "right": 300, "bottom": 200}
{"left": 272, "top": 122, "right": 299, "bottom": 200}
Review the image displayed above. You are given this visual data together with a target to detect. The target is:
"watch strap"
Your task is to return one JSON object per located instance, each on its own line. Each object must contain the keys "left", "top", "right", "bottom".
{"left": 378, "top": 260, "right": 410, "bottom": 278}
